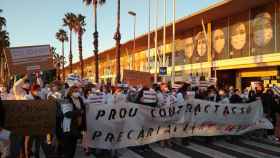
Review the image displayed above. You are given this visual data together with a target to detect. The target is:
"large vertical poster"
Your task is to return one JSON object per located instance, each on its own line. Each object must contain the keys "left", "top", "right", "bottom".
{"left": 183, "top": 31, "right": 195, "bottom": 65}
{"left": 212, "top": 18, "right": 229, "bottom": 60}
{"left": 194, "top": 27, "right": 208, "bottom": 62}
{"left": 251, "top": 3, "right": 276, "bottom": 55}
{"left": 229, "top": 10, "right": 250, "bottom": 58}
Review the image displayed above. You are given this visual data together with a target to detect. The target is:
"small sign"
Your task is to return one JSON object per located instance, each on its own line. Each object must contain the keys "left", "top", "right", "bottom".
{"left": 159, "top": 67, "right": 167, "bottom": 76}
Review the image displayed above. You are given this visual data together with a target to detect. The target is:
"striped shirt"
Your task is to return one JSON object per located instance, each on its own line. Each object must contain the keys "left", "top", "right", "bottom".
{"left": 142, "top": 89, "right": 157, "bottom": 103}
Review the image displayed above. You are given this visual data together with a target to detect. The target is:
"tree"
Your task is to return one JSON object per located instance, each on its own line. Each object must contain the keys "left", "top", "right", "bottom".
{"left": 56, "top": 29, "right": 68, "bottom": 81}
{"left": 51, "top": 47, "right": 64, "bottom": 80}
{"left": 73, "top": 14, "right": 86, "bottom": 78}
{"left": 114, "top": 0, "right": 121, "bottom": 83}
{"left": 0, "top": 30, "right": 9, "bottom": 84}
{"left": 63, "top": 13, "right": 76, "bottom": 73}
{"left": 83, "top": 0, "right": 106, "bottom": 83}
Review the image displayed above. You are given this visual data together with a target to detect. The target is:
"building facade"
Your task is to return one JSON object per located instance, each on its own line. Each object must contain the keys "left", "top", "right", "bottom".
{"left": 65, "top": 0, "right": 280, "bottom": 89}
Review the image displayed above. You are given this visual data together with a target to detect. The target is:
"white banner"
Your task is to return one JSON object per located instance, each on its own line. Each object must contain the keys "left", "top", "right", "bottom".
{"left": 86, "top": 99, "right": 273, "bottom": 149}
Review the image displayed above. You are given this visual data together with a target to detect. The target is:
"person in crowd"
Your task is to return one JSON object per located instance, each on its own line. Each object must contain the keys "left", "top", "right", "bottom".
{"left": 230, "top": 89, "right": 243, "bottom": 103}
{"left": 13, "top": 75, "right": 30, "bottom": 100}
{"left": 274, "top": 94, "right": 280, "bottom": 142}
{"left": 113, "top": 85, "right": 127, "bottom": 104}
{"left": 157, "top": 83, "right": 176, "bottom": 107}
{"left": 8, "top": 75, "right": 31, "bottom": 158}
{"left": 61, "top": 85, "right": 86, "bottom": 158}
{"left": 137, "top": 86, "right": 157, "bottom": 107}
{"left": 85, "top": 85, "right": 106, "bottom": 105}
{"left": 217, "top": 89, "right": 230, "bottom": 104}
{"left": 228, "top": 86, "right": 235, "bottom": 98}
{"left": 207, "top": 86, "right": 218, "bottom": 102}
{"left": 248, "top": 88, "right": 257, "bottom": 102}
{"left": 0, "top": 98, "right": 10, "bottom": 158}
{"left": 176, "top": 83, "right": 189, "bottom": 106}
{"left": 102, "top": 85, "right": 114, "bottom": 105}
{"left": 24, "top": 84, "right": 48, "bottom": 158}
{"left": 47, "top": 82, "right": 62, "bottom": 100}
{"left": 241, "top": 88, "right": 249, "bottom": 103}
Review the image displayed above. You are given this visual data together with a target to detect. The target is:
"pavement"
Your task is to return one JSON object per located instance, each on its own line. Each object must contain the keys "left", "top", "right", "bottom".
{"left": 70, "top": 137, "right": 280, "bottom": 158}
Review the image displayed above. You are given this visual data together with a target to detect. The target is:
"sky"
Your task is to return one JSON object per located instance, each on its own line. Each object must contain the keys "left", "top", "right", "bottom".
{"left": 1, "top": 0, "right": 222, "bottom": 63}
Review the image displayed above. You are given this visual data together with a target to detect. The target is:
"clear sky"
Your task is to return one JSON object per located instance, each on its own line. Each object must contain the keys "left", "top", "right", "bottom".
{"left": 1, "top": 0, "right": 221, "bottom": 63}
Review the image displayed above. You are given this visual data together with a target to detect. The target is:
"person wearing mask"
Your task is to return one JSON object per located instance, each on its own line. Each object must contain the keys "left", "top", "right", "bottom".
{"left": 86, "top": 87, "right": 106, "bottom": 105}
{"left": 9, "top": 75, "right": 30, "bottom": 158}
{"left": 157, "top": 83, "right": 175, "bottom": 147}
{"left": 217, "top": 89, "right": 230, "bottom": 104}
{"left": 114, "top": 85, "right": 127, "bottom": 104}
{"left": 241, "top": 88, "right": 250, "bottom": 103}
{"left": 24, "top": 84, "right": 48, "bottom": 158}
{"left": 102, "top": 85, "right": 114, "bottom": 105}
{"left": 157, "top": 83, "right": 176, "bottom": 107}
{"left": 137, "top": 86, "right": 157, "bottom": 108}
{"left": 47, "top": 83, "right": 62, "bottom": 100}
{"left": 61, "top": 85, "right": 86, "bottom": 158}
{"left": 176, "top": 83, "right": 189, "bottom": 106}
{"left": 230, "top": 89, "right": 243, "bottom": 103}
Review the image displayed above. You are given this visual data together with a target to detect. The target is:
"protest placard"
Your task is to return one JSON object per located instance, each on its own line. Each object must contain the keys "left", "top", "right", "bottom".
{"left": 2, "top": 100, "right": 56, "bottom": 136}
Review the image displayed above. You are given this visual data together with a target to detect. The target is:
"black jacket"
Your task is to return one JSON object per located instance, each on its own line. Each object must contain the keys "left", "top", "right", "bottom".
{"left": 64, "top": 96, "right": 87, "bottom": 136}
{"left": 230, "top": 94, "right": 243, "bottom": 103}
{"left": 0, "top": 98, "right": 5, "bottom": 128}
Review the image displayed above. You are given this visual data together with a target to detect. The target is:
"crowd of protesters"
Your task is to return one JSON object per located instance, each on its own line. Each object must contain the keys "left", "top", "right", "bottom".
{"left": 0, "top": 73, "right": 280, "bottom": 158}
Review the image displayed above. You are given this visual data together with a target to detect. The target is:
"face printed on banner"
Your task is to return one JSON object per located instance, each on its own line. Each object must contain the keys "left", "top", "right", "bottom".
{"left": 231, "top": 22, "right": 246, "bottom": 50}
{"left": 184, "top": 37, "right": 194, "bottom": 58}
{"left": 196, "top": 32, "right": 207, "bottom": 57}
{"left": 253, "top": 12, "right": 273, "bottom": 47}
{"left": 213, "top": 29, "right": 225, "bottom": 54}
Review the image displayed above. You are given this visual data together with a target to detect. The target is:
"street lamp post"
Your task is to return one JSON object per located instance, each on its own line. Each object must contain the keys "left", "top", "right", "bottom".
{"left": 128, "top": 11, "right": 136, "bottom": 70}
{"left": 171, "top": 0, "right": 176, "bottom": 86}
{"left": 114, "top": 0, "right": 121, "bottom": 84}
{"left": 147, "top": 0, "right": 151, "bottom": 72}
{"left": 154, "top": 0, "right": 159, "bottom": 84}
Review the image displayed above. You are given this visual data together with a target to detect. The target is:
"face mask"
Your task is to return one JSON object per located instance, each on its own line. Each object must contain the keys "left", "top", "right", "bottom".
{"left": 72, "top": 92, "right": 80, "bottom": 98}
{"left": 92, "top": 88, "right": 96, "bottom": 93}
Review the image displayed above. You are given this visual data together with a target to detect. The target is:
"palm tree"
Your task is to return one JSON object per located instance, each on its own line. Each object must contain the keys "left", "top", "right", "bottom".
{"left": 0, "top": 16, "right": 6, "bottom": 31}
{"left": 114, "top": 0, "right": 121, "bottom": 83}
{"left": 73, "top": 14, "right": 86, "bottom": 78}
{"left": 0, "top": 30, "right": 10, "bottom": 84}
{"left": 56, "top": 29, "right": 68, "bottom": 81}
{"left": 63, "top": 13, "right": 76, "bottom": 73}
{"left": 83, "top": 0, "right": 106, "bottom": 83}
{"left": 51, "top": 47, "right": 64, "bottom": 80}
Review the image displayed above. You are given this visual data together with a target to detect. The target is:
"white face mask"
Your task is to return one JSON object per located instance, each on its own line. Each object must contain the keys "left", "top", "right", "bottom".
{"left": 91, "top": 88, "right": 96, "bottom": 93}
{"left": 72, "top": 92, "right": 80, "bottom": 98}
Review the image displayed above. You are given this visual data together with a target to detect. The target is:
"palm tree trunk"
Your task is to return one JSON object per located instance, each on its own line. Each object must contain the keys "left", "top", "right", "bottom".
{"left": 79, "top": 31, "right": 84, "bottom": 78}
{"left": 93, "top": 2, "right": 99, "bottom": 83}
{"left": 114, "top": 0, "right": 121, "bottom": 84}
{"left": 69, "top": 29, "right": 73, "bottom": 73}
{"left": 62, "top": 41, "right": 65, "bottom": 81}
